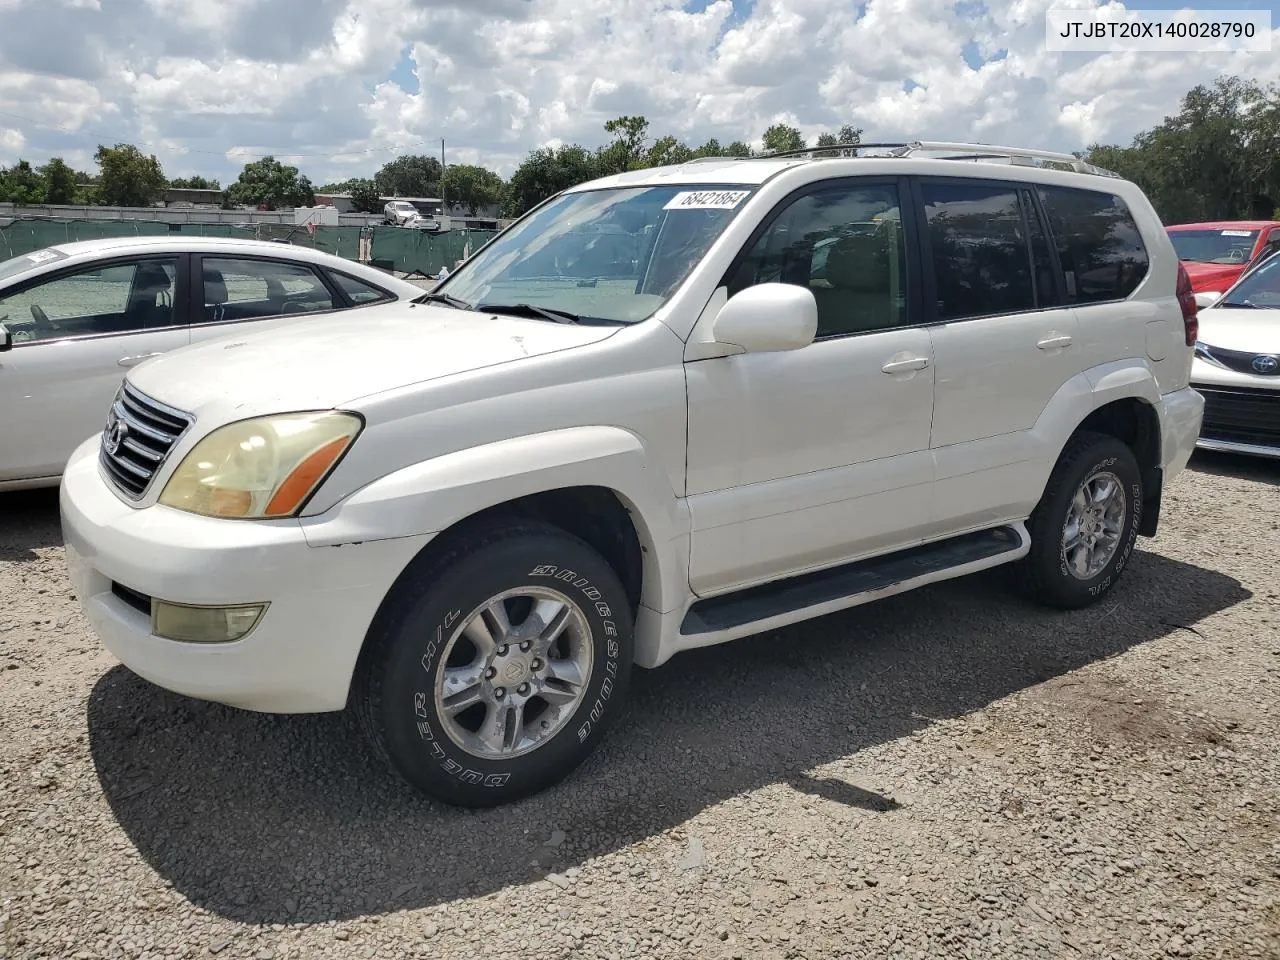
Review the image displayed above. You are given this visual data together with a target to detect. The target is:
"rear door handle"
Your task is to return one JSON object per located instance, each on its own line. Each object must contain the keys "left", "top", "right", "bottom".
{"left": 1036, "top": 335, "right": 1073, "bottom": 350}
{"left": 881, "top": 357, "right": 930, "bottom": 374}
{"left": 118, "top": 352, "right": 163, "bottom": 367}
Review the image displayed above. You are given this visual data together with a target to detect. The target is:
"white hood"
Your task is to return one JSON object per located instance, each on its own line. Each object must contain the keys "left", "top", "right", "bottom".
{"left": 1197, "top": 305, "right": 1280, "bottom": 353}
{"left": 127, "top": 304, "right": 620, "bottom": 419}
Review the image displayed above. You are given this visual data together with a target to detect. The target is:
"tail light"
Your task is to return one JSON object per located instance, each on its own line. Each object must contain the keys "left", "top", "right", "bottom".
{"left": 1176, "top": 263, "right": 1198, "bottom": 346}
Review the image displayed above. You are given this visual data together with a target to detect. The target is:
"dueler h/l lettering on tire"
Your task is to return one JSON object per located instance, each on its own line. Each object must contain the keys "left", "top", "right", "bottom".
{"left": 1018, "top": 430, "right": 1144, "bottom": 610}
{"left": 353, "top": 520, "right": 634, "bottom": 808}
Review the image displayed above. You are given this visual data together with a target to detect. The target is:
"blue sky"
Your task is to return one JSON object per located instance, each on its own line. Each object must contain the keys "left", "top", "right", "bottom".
{"left": 1, "top": 0, "right": 1278, "bottom": 183}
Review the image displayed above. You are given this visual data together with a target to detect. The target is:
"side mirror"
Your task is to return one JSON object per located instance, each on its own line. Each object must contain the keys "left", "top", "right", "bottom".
{"left": 0, "top": 322, "right": 11, "bottom": 352}
{"left": 711, "top": 283, "right": 817, "bottom": 354}
{"left": 1194, "top": 291, "right": 1222, "bottom": 310}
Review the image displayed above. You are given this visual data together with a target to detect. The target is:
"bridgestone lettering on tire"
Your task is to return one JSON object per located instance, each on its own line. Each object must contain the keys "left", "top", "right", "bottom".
{"left": 1018, "top": 430, "right": 1144, "bottom": 611}
{"left": 353, "top": 520, "right": 634, "bottom": 808}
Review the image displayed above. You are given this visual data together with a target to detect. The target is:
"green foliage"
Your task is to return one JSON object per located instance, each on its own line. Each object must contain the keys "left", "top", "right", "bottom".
{"left": 225, "top": 156, "right": 315, "bottom": 210}
{"left": 38, "top": 158, "right": 78, "bottom": 204}
{"left": 0, "top": 160, "right": 45, "bottom": 204}
{"left": 1084, "top": 75, "right": 1280, "bottom": 223}
{"left": 374, "top": 154, "right": 442, "bottom": 197}
{"left": 94, "top": 143, "right": 167, "bottom": 206}
{"left": 761, "top": 123, "right": 805, "bottom": 154}
{"left": 347, "top": 178, "right": 383, "bottom": 214}
{"left": 440, "top": 163, "right": 505, "bottom": 215}
{"left": 504, "top": 144, "right": 598, "bottom": 217}
{"left": 169, "top": 175, "right": 221, "bottom": 190}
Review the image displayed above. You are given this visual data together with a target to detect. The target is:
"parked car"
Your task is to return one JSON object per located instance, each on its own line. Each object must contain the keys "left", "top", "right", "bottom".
{"left": 61, "top": 142, "right": 1204, "bottom": 808}
{"left": 1166, "top": 220, "right": 1280, "bottom": 294}
{"left": 0, "top": 236, "right": 424, "bottom": 489}
{"left": 383, "top": 200, "right": 420, "bottom": 225}
{"left": 1190, "top": 249, "right": 1280, "bottom": 458}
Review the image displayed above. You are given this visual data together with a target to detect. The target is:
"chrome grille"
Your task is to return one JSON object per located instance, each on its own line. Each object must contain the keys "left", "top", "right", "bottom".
{"left": 99, "top": 382, "right": 193, "bottom": 499}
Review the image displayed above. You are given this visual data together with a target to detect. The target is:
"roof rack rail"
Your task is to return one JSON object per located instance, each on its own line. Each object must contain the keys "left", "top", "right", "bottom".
{"left": 741, "top": 140, "right": 1121, "bottom": 178}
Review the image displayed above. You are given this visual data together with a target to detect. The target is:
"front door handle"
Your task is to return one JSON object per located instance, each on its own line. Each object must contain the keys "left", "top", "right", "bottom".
{"left": 881, "top": 356, "right": 930, "bottom": 374}
{"left": 1037, "top": 335, "right": 1073, "bottom": 350}
{"left": 118, "top": 352, "right": 163, "bottom": 367}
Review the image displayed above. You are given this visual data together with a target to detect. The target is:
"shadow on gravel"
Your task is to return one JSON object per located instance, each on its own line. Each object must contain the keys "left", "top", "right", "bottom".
{"left": 1188, "top": 449, "right": 1280, "bottom": 487}
{"left": 0, "top": 489, "right": 62, "bottom": 561}
{"left": 86, "top": 549, "right": 1249, "bottom": 926}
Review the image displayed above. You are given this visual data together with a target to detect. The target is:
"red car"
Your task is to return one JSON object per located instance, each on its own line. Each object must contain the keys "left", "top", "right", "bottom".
{"left": 1166, "top": 220, "right": 1280, "bottom": 294}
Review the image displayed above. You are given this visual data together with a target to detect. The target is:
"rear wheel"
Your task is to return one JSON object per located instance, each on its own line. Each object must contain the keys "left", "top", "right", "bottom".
{"left": 354, "top": 520, "right": 633, "bottom": 807}
{"left": 1018, "top": 431, "right": 1143, "bottom": 610}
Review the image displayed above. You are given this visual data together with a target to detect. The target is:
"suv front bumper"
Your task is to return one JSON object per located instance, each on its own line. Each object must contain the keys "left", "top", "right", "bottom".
{"left": 60, "top": 437, "right": 432, "bottom": 713}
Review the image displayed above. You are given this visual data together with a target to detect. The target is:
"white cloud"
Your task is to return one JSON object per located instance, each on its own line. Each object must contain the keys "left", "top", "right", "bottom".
{"left": 0, "top": 0, "right": 1277, "bottom": 184}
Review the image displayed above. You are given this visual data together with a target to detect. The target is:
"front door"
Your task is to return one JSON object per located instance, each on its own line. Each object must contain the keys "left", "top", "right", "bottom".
{"left": 0, "top": 255, "right": 190, "bottom": 483}
{"left": 186, "top": 255, "right": 344, "bottom": 346}
{"left": 684, "top": 179, "right": 937, "bottom": 597}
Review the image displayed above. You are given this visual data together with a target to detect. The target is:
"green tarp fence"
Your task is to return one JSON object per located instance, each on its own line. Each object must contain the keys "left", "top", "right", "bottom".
{"left": 0, "top": 218, "right": 498, "bottom": 277}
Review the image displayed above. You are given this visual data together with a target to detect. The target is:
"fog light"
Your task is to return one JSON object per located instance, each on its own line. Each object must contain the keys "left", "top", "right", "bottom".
{"left": 152, "top": 601, "right": 267, "bottom": 643}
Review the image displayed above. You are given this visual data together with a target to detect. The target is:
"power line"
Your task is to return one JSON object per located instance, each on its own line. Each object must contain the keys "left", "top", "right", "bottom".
{"left": 0, "top": 108, "right": 446, "bottom": 162}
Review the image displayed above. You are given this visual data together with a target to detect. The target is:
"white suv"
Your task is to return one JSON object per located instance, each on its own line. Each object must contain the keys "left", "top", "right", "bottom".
{"left": 60, "top": 141, "right": 1205, "bottom": 807}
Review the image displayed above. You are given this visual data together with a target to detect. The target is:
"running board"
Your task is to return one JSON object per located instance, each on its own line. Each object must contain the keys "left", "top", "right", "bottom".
{"left": 680, "top": 524, "right": 1029, "bottom": 643}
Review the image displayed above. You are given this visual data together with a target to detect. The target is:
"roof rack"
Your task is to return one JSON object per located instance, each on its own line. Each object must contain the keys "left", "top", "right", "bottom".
{"left": 736, "top": 140, "right": 1120, "bottom": 178}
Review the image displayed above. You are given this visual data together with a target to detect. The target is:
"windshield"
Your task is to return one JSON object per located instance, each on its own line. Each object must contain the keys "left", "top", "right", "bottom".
{"left": 1219, "top": 252, "right": 1280, "bottom": 308}
{"left": 0, "top": 247, "right": 67, "bottom": 284}
{"left": 1169, "top": 229, "right": 1258, "bottom": 264}
{"left": 433, "top": 184, "right": 757, "bottom": 323}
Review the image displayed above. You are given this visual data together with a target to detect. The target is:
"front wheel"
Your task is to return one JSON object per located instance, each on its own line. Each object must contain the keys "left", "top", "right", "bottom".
{"left": 354, "top": 520, "right": 634, "bottom": 807}
{"left": 1018, "top": 431, "right": 1143, "bottom": 610}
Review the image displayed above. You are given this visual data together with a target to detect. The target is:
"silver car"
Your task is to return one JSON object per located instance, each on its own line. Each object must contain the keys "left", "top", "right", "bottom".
{"left": 0, "top": 235, "right": 424, "bottom": 489}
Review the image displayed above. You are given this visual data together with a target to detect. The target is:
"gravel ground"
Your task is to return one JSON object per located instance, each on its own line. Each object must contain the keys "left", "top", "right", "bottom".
{"left": 2, "top": 451, "right": 1278, "bottom": 960}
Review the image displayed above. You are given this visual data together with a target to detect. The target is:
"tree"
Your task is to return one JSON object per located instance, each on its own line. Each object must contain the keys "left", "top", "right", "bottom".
{"left": 348, "top": 178, "right": 383, "bottom": 214}
{"left": 374, "top": 154, "right": 442, "bottom": 197}
{"left": 169, "top": 175, "right": 221, "bottom": 190}
{"left": 838, "top": 124, "right": 862, "bottom": 145}
{"left": 761, "top": 123, "right": 805, "bottom": 154}
{"left": 440, "top": 164, "right": 505, "bottom": 215}
{"left": 94, "top": 143, "right": 167, "bottom": 206}
{"left": 505, "top": 144, "right": 598, "bottom": 216}
{"left": 598, "top": 115, "right": 650, "bottom": 175}
{"left": 645, "top": 135, "right": 695, "bottom": 168}
{"left": 225, "top": 156, "right": 315, "bottom": 210}
{"left": 38, "top": 158, "right": 78, "bottom": 204}
{"left": 0, "top": 160, "right": 44, "bottom": 204}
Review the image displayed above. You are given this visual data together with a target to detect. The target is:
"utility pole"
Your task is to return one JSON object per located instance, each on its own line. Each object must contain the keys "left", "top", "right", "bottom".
{"left": 440, "top": 138, "right": 446, "bottom": 212}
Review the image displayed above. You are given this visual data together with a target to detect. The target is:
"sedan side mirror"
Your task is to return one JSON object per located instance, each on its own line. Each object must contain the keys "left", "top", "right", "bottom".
{"left": 1193, "top": 291, "right": 1222, "bottom": 310}
{"left": 0, "top": 321, "right": 11, "bottom": 352}
{"left": 711, "top": 283, "right": 818, "bottom": 354}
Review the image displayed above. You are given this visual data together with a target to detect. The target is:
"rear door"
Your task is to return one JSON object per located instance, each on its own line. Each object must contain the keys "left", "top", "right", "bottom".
{"left": 0, "top": 254, "right": 191, "bottom": 483}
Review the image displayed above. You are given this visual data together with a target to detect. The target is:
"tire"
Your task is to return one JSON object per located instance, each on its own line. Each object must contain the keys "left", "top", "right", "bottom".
{"left": 1017, "top": 430, "right": 1143, "bottom": 610}
{"left": 353, "top": 520, "right": 634, "bottom": 808}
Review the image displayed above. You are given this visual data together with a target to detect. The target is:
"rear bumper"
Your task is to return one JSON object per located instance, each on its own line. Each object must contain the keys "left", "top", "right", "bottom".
{"left": 1158, "top": 385, "right": 1205, "bottom": 482}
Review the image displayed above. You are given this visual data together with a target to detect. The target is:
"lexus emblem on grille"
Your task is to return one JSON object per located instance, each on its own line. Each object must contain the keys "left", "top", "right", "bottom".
{"left": 102, "top": 410, "right": 128, "bottom": 456}
{"left": 1252, "top": 355, "right": 1279, "bottom": 375}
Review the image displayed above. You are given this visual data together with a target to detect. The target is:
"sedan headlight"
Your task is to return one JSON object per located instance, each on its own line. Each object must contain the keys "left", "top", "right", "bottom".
{"left": 159, "top": 411, "right": 362, "bottom": 519}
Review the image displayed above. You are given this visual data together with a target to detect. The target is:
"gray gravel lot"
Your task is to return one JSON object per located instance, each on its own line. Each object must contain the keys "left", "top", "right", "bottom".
{"left": 2, "top": 452, "right": 1278, "bottom": 960}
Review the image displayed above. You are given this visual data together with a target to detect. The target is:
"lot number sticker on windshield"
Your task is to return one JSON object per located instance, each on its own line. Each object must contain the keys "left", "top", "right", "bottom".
{"left": 1221, "top": 230, "right": 1253, "bottom": 237}
{"left": 664, "top": 190, "right": 751, "bottom": 211}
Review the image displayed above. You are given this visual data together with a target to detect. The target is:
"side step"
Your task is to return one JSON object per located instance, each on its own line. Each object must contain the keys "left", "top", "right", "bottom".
{"left": 680, "top": 524, "right": 1028, "bottom": 640}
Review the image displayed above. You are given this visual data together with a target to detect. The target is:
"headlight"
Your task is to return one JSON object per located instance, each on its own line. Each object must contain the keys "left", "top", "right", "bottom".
{"left": 159, "top": 411, "right": 362, "bottom": 519}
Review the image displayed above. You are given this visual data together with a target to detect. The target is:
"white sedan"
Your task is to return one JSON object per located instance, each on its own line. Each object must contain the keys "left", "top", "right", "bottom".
{"left": 0, "top": 235, "right": 425, "bottom": 489}
{"left": 1191, "top": 251, "right": 1280, "bottom": 458}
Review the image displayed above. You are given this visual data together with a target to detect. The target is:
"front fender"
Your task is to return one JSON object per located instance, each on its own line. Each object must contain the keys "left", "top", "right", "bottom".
{"left": 297, "top": 425, "right": 690, "bottom": 616}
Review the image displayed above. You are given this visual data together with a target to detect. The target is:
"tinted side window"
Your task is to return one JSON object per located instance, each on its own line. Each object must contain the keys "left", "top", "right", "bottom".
{"left": 729, "top": 184, "right": 908, "bottom": 337}
{"left": 197, "top": 258, "right": 338, "bottom": 323}
{"left": 1023, "top": 189, "right": 1060, "bottom": 307}
{"left": 329, "top": 271, "right": 393, "bottom": 305}
{"left": 920, "top": 181, "right": 1035, "bottom": 320}
{"left": 1037, "top": 186, "right": 1149, "bottom": 303}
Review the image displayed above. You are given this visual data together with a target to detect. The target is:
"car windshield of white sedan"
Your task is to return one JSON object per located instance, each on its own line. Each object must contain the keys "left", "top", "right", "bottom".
{"left": 0, "top": 247, "right": 68, "bottom": 283}
{"left": 430, "top": 185, "right": 757, "bottom": 324}
{"left": 1170, "top": 229, "right": 1258, "bottom": 264}
{"left": 1219, "top": 255, "right": 1280, "bottom": 309}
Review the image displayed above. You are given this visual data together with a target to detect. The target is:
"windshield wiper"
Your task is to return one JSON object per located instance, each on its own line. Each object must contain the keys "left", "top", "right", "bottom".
{"left": 477, "top": 302, "right": 580, "bottom": 324}
{"left": 413, "top": 291, "right": 472, "bottom": 310}
{"left": 1216, "top": 301, "right": 1260, "bottom": 308}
